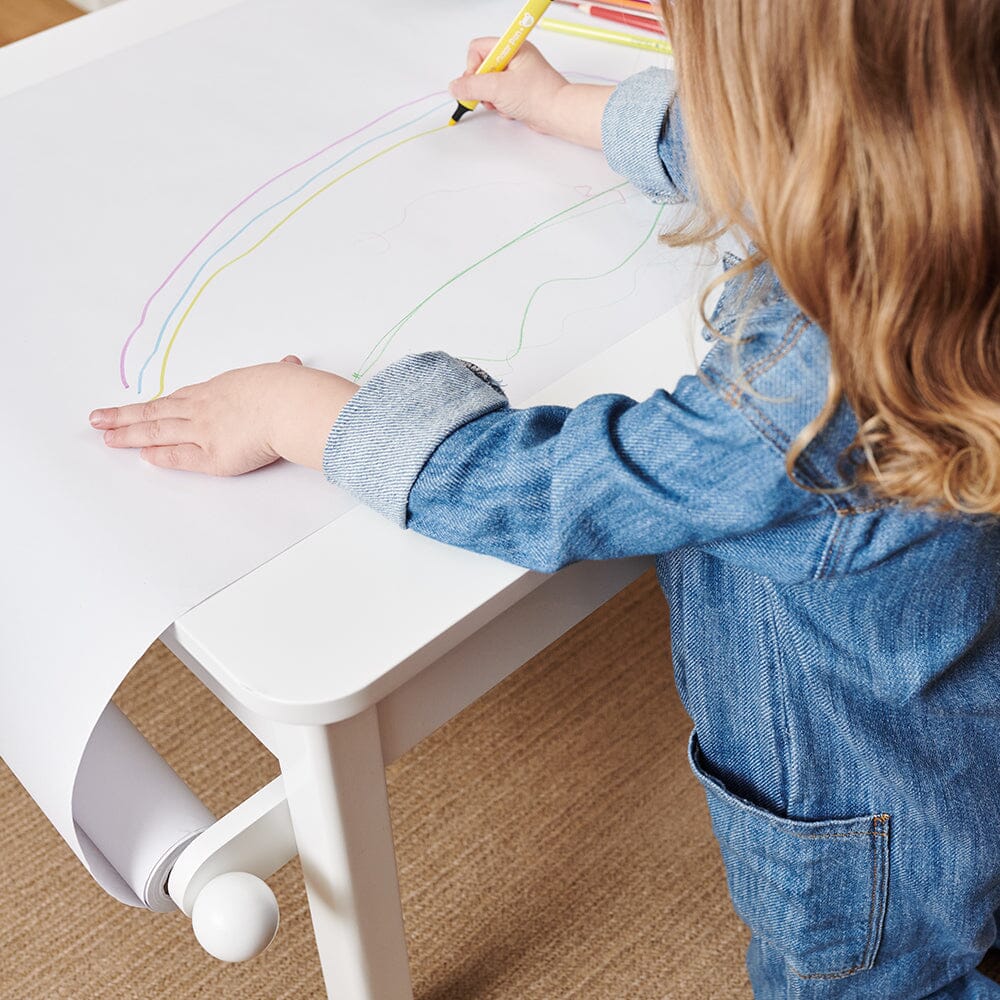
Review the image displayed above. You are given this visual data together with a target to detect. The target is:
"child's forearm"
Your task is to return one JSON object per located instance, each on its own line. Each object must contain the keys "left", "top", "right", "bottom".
{"left": 541, "top": 83, "right": 614, "bottom": 151}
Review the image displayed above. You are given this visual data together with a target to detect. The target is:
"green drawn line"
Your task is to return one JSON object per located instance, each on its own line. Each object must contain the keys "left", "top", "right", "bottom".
{"left": 152, "top": 123, "right": 451, "bottom": 399}
{"left": 352, "top": 182, "right": 631, "bottom": 379}
{"left": 467, "top": 203, "right": 667, "bottom": 365}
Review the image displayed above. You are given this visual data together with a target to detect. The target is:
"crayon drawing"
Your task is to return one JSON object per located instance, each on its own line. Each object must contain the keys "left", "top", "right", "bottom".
{"left": 117, "top": 80, "right": 679, "bottom": 400}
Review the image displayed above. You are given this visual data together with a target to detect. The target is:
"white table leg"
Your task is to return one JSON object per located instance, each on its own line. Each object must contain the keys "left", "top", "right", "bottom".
{"left": 275, "top": 707, "right": 412, "bottom": 1000}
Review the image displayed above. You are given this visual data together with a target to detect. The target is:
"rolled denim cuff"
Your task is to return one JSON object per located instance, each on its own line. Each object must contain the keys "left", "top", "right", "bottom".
{"left": 601, "top": 66, "right": 684, "bottom": 203}
{"left": 323, "top": 351, "right": 509, "bottom": 527}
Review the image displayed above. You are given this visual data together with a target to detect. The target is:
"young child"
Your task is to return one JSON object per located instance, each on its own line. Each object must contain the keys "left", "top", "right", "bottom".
{"left": 89, "top": 2, "right": 1000, "bottom": 995}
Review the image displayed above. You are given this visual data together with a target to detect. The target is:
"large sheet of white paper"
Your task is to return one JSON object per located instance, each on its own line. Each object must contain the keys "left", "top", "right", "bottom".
{"left": 0, "top": 0, "right": 712, "bottom": 906}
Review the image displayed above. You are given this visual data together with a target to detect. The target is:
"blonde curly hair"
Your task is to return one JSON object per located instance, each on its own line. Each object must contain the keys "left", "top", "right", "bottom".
{"left": 660, "top": 1, "right": 1000, "bottom": 513}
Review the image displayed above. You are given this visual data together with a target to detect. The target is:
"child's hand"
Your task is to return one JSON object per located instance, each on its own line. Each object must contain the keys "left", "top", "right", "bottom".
{"left": 89, "top": 356, "right": 358, "bottom": 476}
{"left": 450, "top": 38, "right": 569, "bottom": 133}
{"left": 449, "top": 39, "right": 613, "bottom": 151}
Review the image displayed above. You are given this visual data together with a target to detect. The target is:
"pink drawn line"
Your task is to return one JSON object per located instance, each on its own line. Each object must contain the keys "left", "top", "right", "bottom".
{"left": 117, "top": 90, "right": 448, "bottom": 388}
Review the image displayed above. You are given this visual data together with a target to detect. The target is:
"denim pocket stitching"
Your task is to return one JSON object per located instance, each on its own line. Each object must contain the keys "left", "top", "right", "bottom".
{"left": 691, "top": 734, "right": 891, "bottom": 981}
{"left": 787, "top": 814, "right": 890, "bottom": 981}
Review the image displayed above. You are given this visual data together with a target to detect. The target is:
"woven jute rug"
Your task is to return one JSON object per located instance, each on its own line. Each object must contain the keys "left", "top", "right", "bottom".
{"left": 2, "top": 572, "right": 760, "bottom": 999}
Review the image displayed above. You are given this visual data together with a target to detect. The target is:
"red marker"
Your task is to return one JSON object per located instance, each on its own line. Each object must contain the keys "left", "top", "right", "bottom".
{"left": 575, "top": 2, "right": 664, "bottom": 34}
{"left": 554, "top": 0, "right": 656, "bottom": 14}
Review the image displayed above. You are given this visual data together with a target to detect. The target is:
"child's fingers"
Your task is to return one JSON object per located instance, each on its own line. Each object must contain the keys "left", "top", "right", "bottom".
{"left": 466, "top": 36, "right": 499, "bottom": 74}
{"left": 450, "top": 71, "right": 504, "bottom": 108}
{"left": 102, "top": 417, "right": 193, "bottom": 450}
{"left": 89, "top": 396, "right": 182, "bottom": 430}
{"left": 140, "top": 443, "right": 211, "bottom": 474}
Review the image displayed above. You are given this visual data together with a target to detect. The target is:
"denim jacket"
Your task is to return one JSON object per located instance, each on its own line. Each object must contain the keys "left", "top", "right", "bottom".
{"left": 325, "top": 69, "right": 1000, "bottom": 990}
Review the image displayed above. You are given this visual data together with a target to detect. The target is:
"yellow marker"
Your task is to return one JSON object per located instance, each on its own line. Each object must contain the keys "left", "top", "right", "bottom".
{"left": 449, "top": 0, "right": 553, "bottom": 125}
{"left": 538, "top": 17, "right": 672, "bottom": 54}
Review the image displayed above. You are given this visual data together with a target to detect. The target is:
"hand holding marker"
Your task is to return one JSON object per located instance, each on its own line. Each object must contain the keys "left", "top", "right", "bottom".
{"left": 448, "top": 0, "right": 553, "bottom": 125}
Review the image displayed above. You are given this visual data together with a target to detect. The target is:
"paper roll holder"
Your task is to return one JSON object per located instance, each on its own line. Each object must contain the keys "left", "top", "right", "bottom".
{"left": 167, "top": 776, "right": 295, "bottom": 962}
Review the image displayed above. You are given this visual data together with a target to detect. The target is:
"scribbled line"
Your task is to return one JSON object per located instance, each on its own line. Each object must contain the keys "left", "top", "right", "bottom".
{"left": 368, "top": 181, "right": 532, "bottom": 244}
{"left": 535, "top": 260, "right": 664, "bottom": 351}
{"left": 469, "top": 203, "right": 667, "bottom": 365}
{"left": 355, "top": 179, "right": 609, "bottom": 255}
{"left": 150, "top": 123, "right": 452, "bottom": 400}
{"left": 118, "top": 90, "right": 448, "bottom": 389}
{"left": 352, "top": 182, "right": 631, "bottom": 380}
{"left": 136, "top": 98, "right": 451, "bottom": 396}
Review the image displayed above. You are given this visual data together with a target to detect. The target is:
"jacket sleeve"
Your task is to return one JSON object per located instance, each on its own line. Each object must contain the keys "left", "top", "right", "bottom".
{"left": 324, "top": 352, "right": 819, "bottom": 573}
{"left": 600, "top": 66, "right": 694, "bottom": 203}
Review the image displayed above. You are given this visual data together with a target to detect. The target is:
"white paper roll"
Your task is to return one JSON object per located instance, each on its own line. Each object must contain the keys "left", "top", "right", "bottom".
{"left": 73, "top": 703, "right": 215, "bottom": 911}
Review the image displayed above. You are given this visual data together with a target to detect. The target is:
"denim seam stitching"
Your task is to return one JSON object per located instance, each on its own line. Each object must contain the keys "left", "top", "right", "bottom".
{"left": 836, "top": 501, "right": 895, "bottom": 515}
{"left": 737, "top": 313, "right": 808, "bottom": 391}
{"left": 721, "top": 312, "right": 803, "bottom": 402}
{"left": 786, "top": 818, "right": 889, "bottom": 980}
{"left": 863, "top": 814, "right": 890, "bottom": 969}
{"left": 816, "top": 507, "right": 846, "bottom": 579}
{"left": 704, "top": 366, "right": 836, "bottom": 499}
{"left": 717, "top": 390, "right": 849, "bottom": 586}
{"left": 827, "top": 514, "right": 851, "bottom": 578}
{"left": 704, "top": 319, "right": 900, "bottom": 521}
{"left": 693, "top": 739, "right": 890, "bottom": 982}
{"left": 702, "top": 366, "right": 855, "bottom": 583}
{"left": 704, "top": 370, "right": 792, "bottom": 455}
{"left": 781, "top": 830, "right": 888, "bottom": 840}
{"left": 860, "top": 828, "right": 880, "bottom": 970}
{"left": 765, "top": 582, "right": 801, "bottom": 813}
{"left": 790, "top": 964, "right": 864, "bottom": 982}
{"left": 765, "top": 584, "right": 793, "bottom": 814}
{"left": 714, "top": 377, "right": 899, "bottom": 518}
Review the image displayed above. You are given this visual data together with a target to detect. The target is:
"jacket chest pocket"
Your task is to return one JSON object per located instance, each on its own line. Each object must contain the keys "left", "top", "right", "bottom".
{"left": 689, "top": 733, "right": 890, "bottom": 981}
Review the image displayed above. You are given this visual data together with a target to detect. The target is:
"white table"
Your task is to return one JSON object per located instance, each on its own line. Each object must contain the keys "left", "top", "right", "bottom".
{"left": 158, "top": 293, "right": 703, "bottom": 997}
{"left": 164, "top": 525, "right": 651, "bottom": 996}
{"left": 2, "top": 3, "right": 707, "bottom": 995}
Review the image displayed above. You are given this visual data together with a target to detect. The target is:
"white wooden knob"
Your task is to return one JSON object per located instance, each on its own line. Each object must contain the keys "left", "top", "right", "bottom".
{"left": 191, "top": 872, "right": 280, "bottom": 962}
